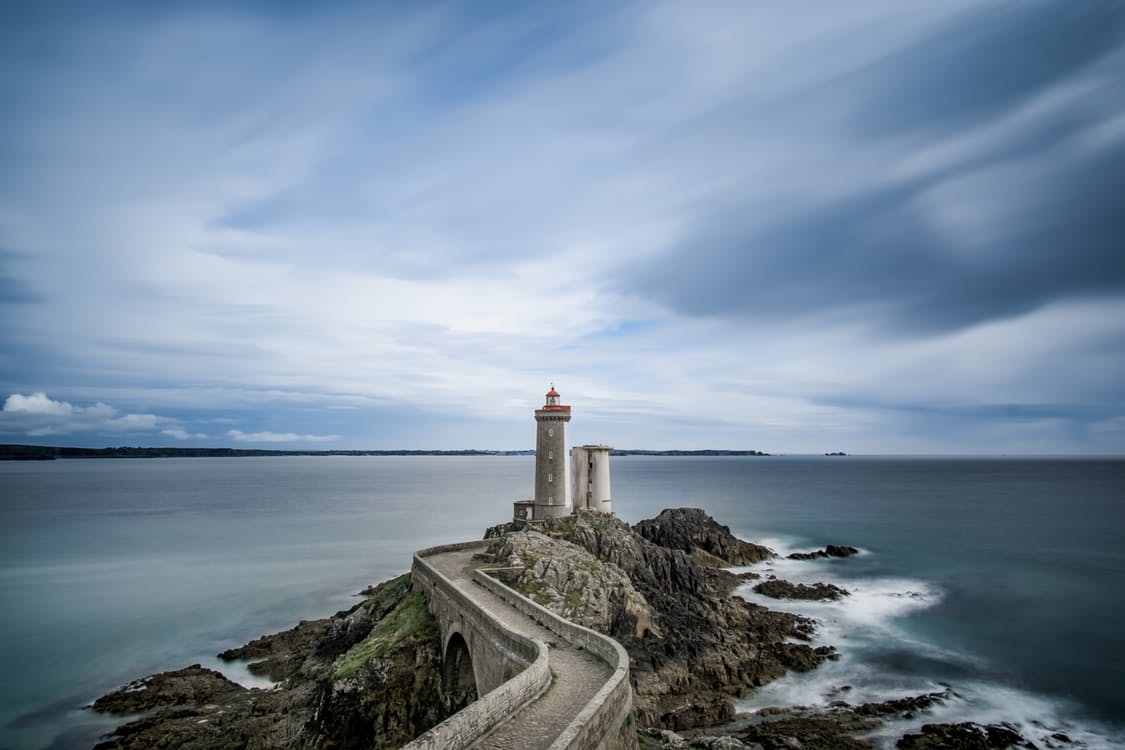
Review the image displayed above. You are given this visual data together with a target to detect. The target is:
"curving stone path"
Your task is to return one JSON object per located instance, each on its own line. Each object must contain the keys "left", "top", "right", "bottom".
{"left": 427, "top": 548, "right": 612, "bottom": 750}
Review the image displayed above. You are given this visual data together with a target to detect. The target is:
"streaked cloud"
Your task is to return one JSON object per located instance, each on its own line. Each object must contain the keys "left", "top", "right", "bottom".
{"left": 227, "top": 429, "right": 339, "bottom": 444}
{"left": 162, "top": 428, "right": 207, "bottom": 441}
{"left": 0, "top": 1, "right": 1122, "bottom": 452}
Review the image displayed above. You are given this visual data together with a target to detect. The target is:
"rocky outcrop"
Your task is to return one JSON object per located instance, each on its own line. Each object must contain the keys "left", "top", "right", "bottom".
{"left": 218, "top": 618, "right": 333, "bottom": 681}
{"left": 752, "top": 579, "right": 849, "bottom": 601}
{"left": 91, "top": 574, "right": 461, "bottom": 750}
{"left": 92, "top": 666, "right": 317, "bottom": 750}
{"left": 89, "top": 507, "right": 1025, "bottom": 750}
{"left": 787, "top": 545, "right": 859, "bottom": 560}
{"left": 896, "top": 722, "right": 1034, "bottom": 749}
{"left": 92, "top": 665, "right": 245, "bottom": 715}
{"left": 482, "top": 510, "right": 832, "bottom": 730}
{"left": 651, "top": 690, "right": 957, "bottom": 750}
{"left": 633, "top": 508, "right": 775, "bottom": 567}
{"left": 641, "top": 727, "right": 761, "bottom": 749}
{"left": 485, "top": 530, "right": 660, "bottom": 639}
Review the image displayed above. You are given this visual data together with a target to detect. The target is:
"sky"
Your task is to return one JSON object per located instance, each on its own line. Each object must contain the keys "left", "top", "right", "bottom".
{"left": 2, "top": 1, "right": 1124, "bottom": 454}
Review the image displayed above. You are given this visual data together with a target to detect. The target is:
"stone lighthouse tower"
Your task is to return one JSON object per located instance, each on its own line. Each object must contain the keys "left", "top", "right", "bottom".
{"left": 513, "top": 385, "right": 614, "bottom": 526}
{"left": 532, "top": 385, "right": 571, "bottom": 520}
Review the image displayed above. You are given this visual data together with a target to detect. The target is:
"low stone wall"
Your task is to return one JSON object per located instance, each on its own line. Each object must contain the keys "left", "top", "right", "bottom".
{"left": 475, "top": 569, "right": 638, "bottom": 750}
{"left": 414, "top": 539, "right": 490, "bottom": 560}
{"left": 404, "top": 543, "right": 551, "bottom": 750}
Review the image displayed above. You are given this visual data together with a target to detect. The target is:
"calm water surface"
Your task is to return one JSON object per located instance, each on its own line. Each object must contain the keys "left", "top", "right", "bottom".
{"left": 1, "top": 456, "right": 1122, "bottom": 749}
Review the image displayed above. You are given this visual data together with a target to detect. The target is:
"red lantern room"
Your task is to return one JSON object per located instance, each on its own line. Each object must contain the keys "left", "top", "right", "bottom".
{"left": 543, "top": 385, "right": 569, "bottom": 411}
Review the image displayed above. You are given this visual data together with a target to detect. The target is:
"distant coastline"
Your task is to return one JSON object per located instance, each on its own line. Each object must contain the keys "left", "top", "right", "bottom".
{"left": 0, "top": 444, "right": 769, "bottom": 460}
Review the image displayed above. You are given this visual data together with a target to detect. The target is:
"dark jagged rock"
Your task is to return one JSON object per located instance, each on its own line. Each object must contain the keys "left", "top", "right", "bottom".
{"left": 89, "top": 508, "right": 1026, "bottom": 749}
{"left": 633, "top": 508, "right": 775, "bottom": 566}
{"left": 91, "top": 665, "right": 246, "bottom": 715}
{"left": 739, "top": 715, "right": 875, "bottom": 750}
{"left": 483, "top": 510, "right": 830, "bottom": 730}
{"left": 852, "top": 689, "right": 953, "bottom": 717}
{"left": 753, "top": 579, "right": 849, "bottom": 601}
{"left": 663, "top": 690, "right": 956, "bottom": 750}
{"left": 91, "top": 574, "right": 459, "bottom": 750}
{"left": 896, "top": 722, "right": 1033, "bottom": 749}
{"left": 641, "top": 727, "right": 758, "bottom": 748}
{"left": 787, "top": 545, "right": 860, "bottom": 560}
{"left": 92, "top": 679, "right": 315, "bottom": 750}
{"left": 218, "top": 618, "right": 333, "bottom": 681}
{"left": 708, "top": 569, "right": 761, "bottom": 597}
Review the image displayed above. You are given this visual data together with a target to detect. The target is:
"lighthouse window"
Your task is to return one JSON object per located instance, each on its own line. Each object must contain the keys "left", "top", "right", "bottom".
{"left": 548, "top": 449, "right": 553, "bottom": 459}
{"left": 548, "top": 495, "right": 554, "bottom": 504}
{"left": 548, "top": 428, "right": 554, "bottom": 437}
{"left": 548, "top": 473, "right": 553, "bottom": 483}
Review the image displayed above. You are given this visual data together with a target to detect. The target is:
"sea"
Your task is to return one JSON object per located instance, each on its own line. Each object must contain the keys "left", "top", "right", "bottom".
{"left": 0, "top": 456, "right": 1122, "bottom": 750}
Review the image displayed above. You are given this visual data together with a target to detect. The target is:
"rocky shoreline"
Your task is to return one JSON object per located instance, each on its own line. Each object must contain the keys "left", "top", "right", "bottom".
{"left": 89, "top": 508, "right": 1036, "bottom": 749}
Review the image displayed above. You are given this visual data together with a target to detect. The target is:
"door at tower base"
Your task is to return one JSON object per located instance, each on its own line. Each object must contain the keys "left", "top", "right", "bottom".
{"left": 572, "top": 445, "right": 612, "bottom": 514}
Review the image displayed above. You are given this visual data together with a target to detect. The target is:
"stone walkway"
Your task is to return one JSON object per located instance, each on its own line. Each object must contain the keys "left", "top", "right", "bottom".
{"left": 427, "top": 548, "right": 612, "bottom": 750}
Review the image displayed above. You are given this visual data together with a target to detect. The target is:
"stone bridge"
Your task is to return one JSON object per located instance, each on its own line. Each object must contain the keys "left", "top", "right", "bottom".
{"left": 404, "top": 541, "right": 638, "bottom": 750}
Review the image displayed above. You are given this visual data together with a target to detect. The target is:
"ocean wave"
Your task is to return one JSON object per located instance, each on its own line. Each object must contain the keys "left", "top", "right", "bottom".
{"left": 198, "top": 655, "right": 278, "bottom": 691}
{"left": 862, "top": 682, "right": 1125, "bottom": 750}
{"left": 734, "top": 566, "right": 1124, "bottom": 748}
{"left": 738, "top": 645, "right": 1125, "bottom": 748}
{"left": 736, "top": 568, "right": 942, "bottom": 637}
{"left": 739, "top": 534, "right": 815, "bottom": 559}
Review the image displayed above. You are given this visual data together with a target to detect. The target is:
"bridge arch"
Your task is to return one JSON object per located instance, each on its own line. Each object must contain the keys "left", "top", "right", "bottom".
{"left": 407, "top": 540, "right": 637, "bottom": 750}
{"left": 442, "top": 630, "right": 478, "bottom": 703}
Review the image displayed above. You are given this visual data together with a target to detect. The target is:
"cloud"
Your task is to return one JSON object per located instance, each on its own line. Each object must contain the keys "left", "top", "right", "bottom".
{"left": 1, "top": 392, "right": 176, "bottom": 439}
{"left": 4, "top": 392, "right": 76, "bottom": 416}
{"left": 0, "top": 248, "right": 41, "bottom": 304}
{"left": 162, "top": 428, "right": 207, "bottom": 440}
{"left": 842, "top": 3, "right": 1125, "bottom": 138}
{"left": 0, "top": 391, "right": 338, "bottom": 446}
{"left": 226, "top": 429, "right": 339, "bottom": 444}
{"left": 623, "top": 3, "right": 1125, "bottom": 337}
{"left": 0, "top": 2, "right": 1122, "bottom": 453}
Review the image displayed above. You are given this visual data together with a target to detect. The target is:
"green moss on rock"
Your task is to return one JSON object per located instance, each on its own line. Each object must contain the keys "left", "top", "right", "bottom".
{"left": 334, "top": 587, "right": 438, "bottom": 679}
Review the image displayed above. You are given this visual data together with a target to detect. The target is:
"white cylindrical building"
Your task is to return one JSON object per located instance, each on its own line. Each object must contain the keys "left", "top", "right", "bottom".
{"left": 571, "top": 445, "right": 612, "bottom": 515}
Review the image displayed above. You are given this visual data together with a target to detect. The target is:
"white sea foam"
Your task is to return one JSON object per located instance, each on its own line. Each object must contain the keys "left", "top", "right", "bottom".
{"left": 199, "top": 655, "right": 279, "bottom": 690}
{"left": 862, "top": 682, "right": 1125, "bottom": 749}
{"left": 735, "top": 568, "right": 1123, "bottom": 748}
{"left": 734, "top": 564, "right": 952, "bottom": 713}
{"left": 739, "top": 640, "right": 1124, "bottom": 748}
{"left": 739, "top": 653, "right": 952, "bottom": 712}
{"left": 735, "top": 568, "right": 943, "bottom": 644}
{"left": 743, "top": 534, "right": 807, "bottom": 558}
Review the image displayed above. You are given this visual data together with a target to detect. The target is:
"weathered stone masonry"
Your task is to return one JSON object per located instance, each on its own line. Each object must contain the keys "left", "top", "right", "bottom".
{"left": 404, "top": 542, "right": 550, "bottom": 750}
{"left": 407, "top": 541, "right": 637, "bottom": 750}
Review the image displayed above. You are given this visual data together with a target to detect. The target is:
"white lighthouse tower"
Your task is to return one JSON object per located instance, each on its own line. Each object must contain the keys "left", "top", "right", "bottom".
{"left": 572, "top": 445, "right": 612, "bottom": 515}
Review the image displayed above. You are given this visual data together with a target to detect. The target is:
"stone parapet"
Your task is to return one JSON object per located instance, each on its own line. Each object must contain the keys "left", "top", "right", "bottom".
{"left": 404, "top": 543, "right": 550, "bottom": 750}
{"left": 475, "top": 568, "right": 638, "bottom": 750}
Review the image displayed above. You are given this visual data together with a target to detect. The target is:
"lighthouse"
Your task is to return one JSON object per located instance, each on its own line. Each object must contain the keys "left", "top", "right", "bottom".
{"left": 532, "top": 385, "right": 571, "bottom": 519}
{"left": 513, "top": 385, "right": 612, "bottom": 525}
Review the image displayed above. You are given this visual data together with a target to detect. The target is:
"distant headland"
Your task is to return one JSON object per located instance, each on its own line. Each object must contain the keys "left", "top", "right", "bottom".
{"left": 0, "top": 444, "right": 769, "bottom": 460}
